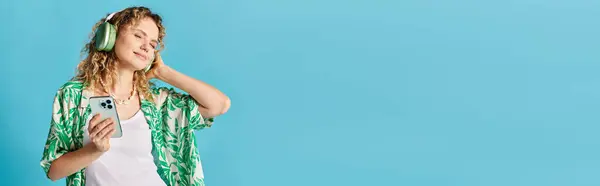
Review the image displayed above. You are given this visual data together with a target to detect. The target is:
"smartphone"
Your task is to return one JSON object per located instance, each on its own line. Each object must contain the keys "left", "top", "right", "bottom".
{"left": 89, "top": 96, "right": 123, "bottom": 138}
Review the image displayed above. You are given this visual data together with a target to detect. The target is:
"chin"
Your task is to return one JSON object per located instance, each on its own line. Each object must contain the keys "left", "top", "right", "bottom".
{"left": 136, "top": 61, "right": 149, "bottom": 70}
{"left": 119, "top": 61, "right": 144, "bottom": 72}
{"left": 127, "top": 58, "right": 145, "bottom": 69}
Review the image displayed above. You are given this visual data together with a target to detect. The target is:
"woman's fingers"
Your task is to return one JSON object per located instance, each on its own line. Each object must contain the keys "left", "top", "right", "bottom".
{"left": 87, "top": 115, "right": 116, "bottom": 152}
{"left": 97, "top": 122, "right": 115, "bottom": 139}
{"left": 90, "top": 118, "right": 113, "bottom": 138}
{"left": 101, "top": 128, "right": 116, "bottom": 141}
{"left": 88, "top": 114, "right": 101, "bottom": 133}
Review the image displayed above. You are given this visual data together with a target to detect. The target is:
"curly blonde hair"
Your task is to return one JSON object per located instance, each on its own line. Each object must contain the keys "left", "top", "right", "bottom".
{"left": 74, "top": 6, "right": 166, "bottom": 101}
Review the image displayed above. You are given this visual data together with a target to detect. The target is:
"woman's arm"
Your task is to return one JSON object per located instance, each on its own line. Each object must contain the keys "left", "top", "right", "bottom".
{"left": 155, "top": 65, "right": 231, "bottom": 118}
{"left": 47, "top": 115, "right": 115, "bottom": 181}
{"left": 47, "top": 144, "right": 104, "bottom": 181}
{"left": 149, "top": 54, "right": 230, "bottom": 118}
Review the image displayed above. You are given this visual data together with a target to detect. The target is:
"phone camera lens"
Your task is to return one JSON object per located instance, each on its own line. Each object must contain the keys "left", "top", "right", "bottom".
{"left": 101, "top": 103, "right": 106, "bottom": 107}
{"left": 107, "top": 105, "right": 113, "bottom": 109}
{"left": 106, "top": 100, "right": 112, "bottom": 104}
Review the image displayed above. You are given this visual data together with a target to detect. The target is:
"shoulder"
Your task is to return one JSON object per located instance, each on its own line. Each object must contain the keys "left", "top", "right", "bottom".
{"left": 53, "top": 80, "right": 85, "bottom": 102}
{"left": 149, "top": 86, "right": 193, "bottom": 107}
{"left": 150, "top": 86, "right": 171, "bottom": 95}
{"left": 56, "top": 80, "right": 84, "bottom": 93}
{"left": 149, "top": 86, "right": 173, "bottom": 105}
{"left": 150, "top": 86, "right": 187, "bottom": 99}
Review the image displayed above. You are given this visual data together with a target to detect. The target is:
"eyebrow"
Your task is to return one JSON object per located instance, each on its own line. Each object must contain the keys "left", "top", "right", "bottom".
{"left": 134, "top": 28, "right": 159, "bottom": 45}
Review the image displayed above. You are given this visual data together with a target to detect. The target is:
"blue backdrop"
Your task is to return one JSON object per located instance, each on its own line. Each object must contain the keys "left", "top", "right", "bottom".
{"left": 2, "top": 0, "right": 600, "bottom": 185}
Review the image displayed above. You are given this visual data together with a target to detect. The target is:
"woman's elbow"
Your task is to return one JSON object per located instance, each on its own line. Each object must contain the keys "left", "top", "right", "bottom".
{"left": 221, "top": 97, "right": 231, "bottom": 114}
{"left": 201, "top": 97, "right": 231, "bottom": 118}
{"left": 47, "top": 165, "right": 61, "bottom": 181}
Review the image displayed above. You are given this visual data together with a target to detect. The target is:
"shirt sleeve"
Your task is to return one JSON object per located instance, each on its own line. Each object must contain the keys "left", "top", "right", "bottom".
{"left": 40, "top": 89, "right": 72, "bottom": 178}
{"left": 152, "top": 87, "right": 214, "bottom": 131}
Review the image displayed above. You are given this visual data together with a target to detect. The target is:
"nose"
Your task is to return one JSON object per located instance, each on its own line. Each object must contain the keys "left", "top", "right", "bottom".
{"left": 140, "top": 43, "right": 150, "bottom": 53}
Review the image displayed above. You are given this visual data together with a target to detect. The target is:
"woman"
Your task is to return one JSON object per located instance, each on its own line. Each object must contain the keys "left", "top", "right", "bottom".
{"left": 40, "top": 6, "right": 230, "bottom": 186}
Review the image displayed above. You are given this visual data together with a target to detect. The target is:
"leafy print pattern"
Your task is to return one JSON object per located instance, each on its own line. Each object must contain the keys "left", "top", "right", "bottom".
{"left": 40, "top": 81, "right": 214, "bottom": 186}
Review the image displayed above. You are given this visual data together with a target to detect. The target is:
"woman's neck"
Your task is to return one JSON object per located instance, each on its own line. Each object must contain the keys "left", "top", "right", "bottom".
{"left": 112, "top": 68, "right": 135, "bottom": 97}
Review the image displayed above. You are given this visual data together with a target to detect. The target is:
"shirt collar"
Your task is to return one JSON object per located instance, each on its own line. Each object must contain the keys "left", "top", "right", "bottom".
{"left": 78, "top": 84, "right": 153, "bottom": 109}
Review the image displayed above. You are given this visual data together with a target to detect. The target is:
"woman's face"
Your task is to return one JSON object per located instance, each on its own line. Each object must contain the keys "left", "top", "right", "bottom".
{"left": 113, "top": 17, "right": 159, "bottom": 71}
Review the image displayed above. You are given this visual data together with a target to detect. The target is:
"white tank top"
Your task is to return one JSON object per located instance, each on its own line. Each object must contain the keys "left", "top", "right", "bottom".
{"left": 83, "top": 110, "right": 167, "bottom": 186}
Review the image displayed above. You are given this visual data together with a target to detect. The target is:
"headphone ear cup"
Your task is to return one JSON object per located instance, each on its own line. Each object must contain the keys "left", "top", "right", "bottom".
{"left": 144, "top": 54, "right": 155, "bottom": 72}
{"left": 144, "top": 63, "right": 152, "bottom": 72}
{"left": 94, "top": 22, "right": 117, "bottom": 51}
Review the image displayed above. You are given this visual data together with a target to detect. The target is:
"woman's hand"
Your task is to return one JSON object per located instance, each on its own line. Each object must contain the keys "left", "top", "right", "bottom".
{"left": 87, "top": 114, "right": 115, "bottom": 152}
{"left": 146, "top": 52, "right": 167, "bottom": 80}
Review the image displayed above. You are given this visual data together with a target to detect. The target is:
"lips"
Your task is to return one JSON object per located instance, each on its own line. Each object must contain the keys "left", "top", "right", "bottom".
{"left": 134, "top": 52, "right": 148, "bottom": 61}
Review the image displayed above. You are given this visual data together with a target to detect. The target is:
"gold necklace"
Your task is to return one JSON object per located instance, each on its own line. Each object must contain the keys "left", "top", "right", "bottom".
{"left": 109, "top": 87, "right": 136, "bottom": 105}
{"left": 100, "top": 79, "right": 137, "bottom": 105}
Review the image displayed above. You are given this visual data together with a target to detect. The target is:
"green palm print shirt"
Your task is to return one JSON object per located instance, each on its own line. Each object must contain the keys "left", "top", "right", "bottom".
{"left": 40, "top": 81, "right": 215, "bottom": 186}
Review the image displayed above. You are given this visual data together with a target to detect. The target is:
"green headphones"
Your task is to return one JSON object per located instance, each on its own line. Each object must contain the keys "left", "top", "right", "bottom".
{"left": 145, "top": 54, "right": 154, "bottom": 72}
{"left": 94, "top": 12, "right": 118, "bottom": 52}
{"left": 94, "top": 10, "right": 153, "bottom": 72}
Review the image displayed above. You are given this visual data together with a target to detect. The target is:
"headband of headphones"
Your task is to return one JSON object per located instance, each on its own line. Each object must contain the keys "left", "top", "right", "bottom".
{"left": 105, "top": 7, "right": 128, "bottom": 21}
{"left": 106, "top": 11, "right": 118, "bottom": 21}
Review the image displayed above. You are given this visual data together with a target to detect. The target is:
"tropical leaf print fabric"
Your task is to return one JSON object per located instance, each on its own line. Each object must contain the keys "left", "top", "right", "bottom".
{"left": 40, "top": 81, "right": 214, "bottom": 186}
